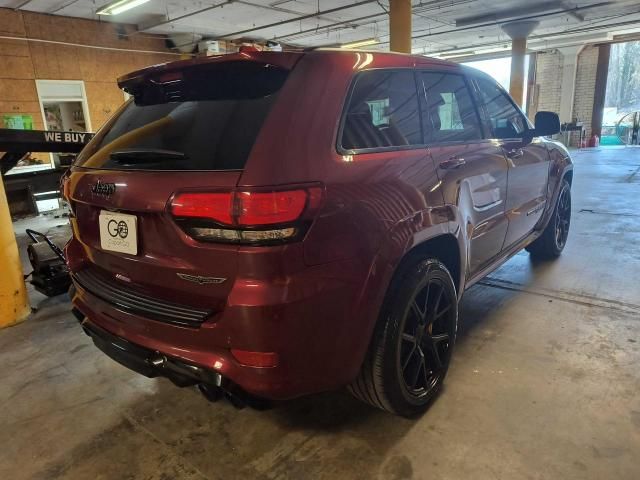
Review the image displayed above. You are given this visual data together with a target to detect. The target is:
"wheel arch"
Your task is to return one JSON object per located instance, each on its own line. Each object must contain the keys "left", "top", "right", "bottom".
{"left": 393, "top": 233, "right": 463, "bottom": 297}
{"left": 563, "top": 167, "right": 573, "bottom": 186}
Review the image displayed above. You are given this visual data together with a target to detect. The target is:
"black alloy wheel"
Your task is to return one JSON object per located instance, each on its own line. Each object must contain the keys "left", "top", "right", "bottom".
{"left": 349, "top": 259, "right": 458, "bottom": 417}
{"left": 398, "top": 277, "right": 454, "bottom": 399}
{"left": 526, "top": 179, "right": 572, "bottom": 259}
{"left": 554, "top": 185, "right": 571, "bottom": 250}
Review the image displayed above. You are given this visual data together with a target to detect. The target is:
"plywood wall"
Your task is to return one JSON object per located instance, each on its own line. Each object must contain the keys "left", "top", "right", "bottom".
{"left": 0, "top": 8, "right": 177, "bottom": 133}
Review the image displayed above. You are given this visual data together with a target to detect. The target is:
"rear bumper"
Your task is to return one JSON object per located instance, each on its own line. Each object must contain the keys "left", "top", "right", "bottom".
{"left": 74, "top": 308, "right": 222, "bottom": 388}
{"left": 70, "top": 257, "right": 372, "bottom": 400}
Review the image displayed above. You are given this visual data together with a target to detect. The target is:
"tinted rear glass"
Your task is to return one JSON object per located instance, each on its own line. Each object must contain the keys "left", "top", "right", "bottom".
{"left": 420, "top": 72, "right": 482, "bottom": 143}
{"left": 340, "top": 70, "right": 421, "bottom": 151}
{"left": 75, "top": 62, "right": 289, "bottom": 171}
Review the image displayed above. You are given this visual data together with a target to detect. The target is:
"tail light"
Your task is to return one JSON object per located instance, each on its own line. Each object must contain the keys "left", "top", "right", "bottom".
{"left": 170, "top": 186, "right": 323, "bottom": 245}
{"left": 60, "top": 171, "right": 76, "bottom": 217}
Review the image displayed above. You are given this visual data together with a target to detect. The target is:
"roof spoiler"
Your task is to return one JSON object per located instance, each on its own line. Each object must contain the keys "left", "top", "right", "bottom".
{"left": 117, "top": 51, "right": 303, "bottom": 93}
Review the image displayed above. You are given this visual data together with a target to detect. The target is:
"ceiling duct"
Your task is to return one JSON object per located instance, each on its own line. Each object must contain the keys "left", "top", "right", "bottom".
{"left": 455, "top": 1, "right": 613, "bottom": 27}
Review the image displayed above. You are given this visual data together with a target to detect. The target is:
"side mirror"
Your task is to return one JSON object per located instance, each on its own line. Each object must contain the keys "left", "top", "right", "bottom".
{"left": 534, "top": 111, "right": 560, "bottom": 137}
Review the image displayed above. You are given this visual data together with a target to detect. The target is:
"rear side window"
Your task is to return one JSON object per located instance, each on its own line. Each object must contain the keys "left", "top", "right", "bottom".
{"left": 475, "top": 77, "right": 528, "bottom": 139}
{"left": 75, "top": 62, "right": 288, "bottom": 171}
{"left": 340, "top": 70, "right": 421, "bottom": 151}
{"left": 420, "top": 72, "right": 482, "bottom": 143}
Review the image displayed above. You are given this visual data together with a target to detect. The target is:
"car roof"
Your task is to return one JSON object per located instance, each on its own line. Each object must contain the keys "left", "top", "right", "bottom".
{"left": 306, "top": 47, "right": 459, "bottom": 68}
{"left": 118, "top": 48, "right": 462, "bottom": 87}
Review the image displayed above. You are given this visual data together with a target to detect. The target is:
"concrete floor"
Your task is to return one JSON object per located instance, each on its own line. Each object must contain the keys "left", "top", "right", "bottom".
{"left": 1, "top": 147, "right": 639, "bottom": 480}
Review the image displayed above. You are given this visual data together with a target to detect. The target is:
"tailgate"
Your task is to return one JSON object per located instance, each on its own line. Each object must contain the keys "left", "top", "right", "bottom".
{"left": 67, "top": 169, "right": 241, "bottom": 313}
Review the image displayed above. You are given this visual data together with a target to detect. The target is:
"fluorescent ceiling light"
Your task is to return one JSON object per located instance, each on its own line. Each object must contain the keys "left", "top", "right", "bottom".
{"left": 341, "top": 38, "right": 378, "bottom": 49}
{"left": 441, "top": 50, "right": 476, "bottom": 59}
{"left": 97, "top": 0, "right": 151, "bottom": 15}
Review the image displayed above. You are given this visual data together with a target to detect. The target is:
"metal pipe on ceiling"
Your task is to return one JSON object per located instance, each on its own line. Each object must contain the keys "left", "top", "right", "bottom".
{"left": 137, "top": 0, "right": 234, "bottom": 33}
{"left": 270, "top": 0, "right": 612, "bottom": 48}
{"left": 272, "top": 0, "right": 472, "bottom": 43}
{"left": 50, "top": 0, "right": 81, "bottom": 14}
{"left": 408, "top": 2, "right": 615, "bottom": 41}
{"left": 273, "top": 11, "right": 382, "bottom": 41}
{"left": 235, "top": 0, "right": 341, "bottom": 26}
{"left": 215, "top": 0, "right": 380, "bottom": 39}
{"left": 13, "top": 0, "right": 32, "bottom": 10}
{"left": 407, "top": 14, "right": 640, "bottom": 56}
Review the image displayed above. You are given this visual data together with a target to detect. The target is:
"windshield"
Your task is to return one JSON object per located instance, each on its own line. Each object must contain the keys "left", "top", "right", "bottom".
{"left": 75, "top": 62, "right": 289, "bottom": 171}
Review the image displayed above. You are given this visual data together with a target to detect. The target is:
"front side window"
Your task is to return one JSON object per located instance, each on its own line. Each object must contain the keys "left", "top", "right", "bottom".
{"left": 475, "top": 77, "right": 529, "bottom": 139}
{"left": 341, "top": 70, "right": 421, "bottom": 151}
{"left": 420, "top": 72, "right": 483, "bottom": 143}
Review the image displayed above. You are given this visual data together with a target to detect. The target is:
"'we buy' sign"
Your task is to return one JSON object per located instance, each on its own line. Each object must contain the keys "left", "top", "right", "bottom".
{"left": 44, "top": 131, "right": 89, "bottom": 144}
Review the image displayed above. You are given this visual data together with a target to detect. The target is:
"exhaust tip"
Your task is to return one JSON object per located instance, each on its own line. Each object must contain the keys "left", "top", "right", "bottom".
{"left": 149, "top": 355, "right": 166, "bottom": 367}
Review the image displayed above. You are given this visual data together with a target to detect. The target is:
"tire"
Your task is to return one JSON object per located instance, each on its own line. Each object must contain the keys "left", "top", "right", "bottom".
{"left": 348, "top": 259, "right": 458, "bottom": 417}
{"left": 526, "top": 180, "right": 571, "bottom": 259}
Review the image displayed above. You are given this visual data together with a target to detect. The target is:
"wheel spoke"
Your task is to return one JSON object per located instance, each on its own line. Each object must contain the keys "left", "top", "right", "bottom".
{"left": 432, "top": 333, "right": 449, "bottom": 344}
{"left": 411, "top": 300, "right": 425, "bottom": 321}
{"left": 426, "top": 286, "right": 444, "bottom": 326}
{"left": 423, "top": 336, "right": 443, "bottom": 370}
{"left": 421, "top": 280, "right": 431, "bottom": 317}
{"left": 401, "top": 332, "right": 416, "bottom": 343}
{"left": 434, "top": 304, "right": 451, "bottom": 320}
{"left": 433, "top": 286, "right": 444, "bottom": 315}
{"left": 401, "top": 341, "right": 418, "bottom": 371}
{"left": 422, "top": 354, "right": 431, "bottom": 387}
{"left": 409, "top": 348, "right": 425, "bottom": 389}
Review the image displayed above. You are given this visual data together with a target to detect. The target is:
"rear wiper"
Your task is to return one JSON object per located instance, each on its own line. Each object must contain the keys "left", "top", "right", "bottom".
{"left": 110, "top": 149, "right": 187, "bottom": 164}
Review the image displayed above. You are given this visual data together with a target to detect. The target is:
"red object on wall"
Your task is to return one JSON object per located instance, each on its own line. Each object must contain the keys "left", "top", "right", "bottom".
{"left": 588, "top": 134, "right": 600, "bottom": 147}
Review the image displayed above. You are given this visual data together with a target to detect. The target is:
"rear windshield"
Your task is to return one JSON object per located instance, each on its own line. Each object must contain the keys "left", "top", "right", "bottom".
{"left": 75, "top": 62, "right": 289, "bottom": 171}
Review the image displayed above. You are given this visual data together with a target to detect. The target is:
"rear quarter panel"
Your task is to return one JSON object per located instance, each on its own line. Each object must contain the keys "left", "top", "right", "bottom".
{"left": 238, "top": 52, "right": 461, "bottom": 381}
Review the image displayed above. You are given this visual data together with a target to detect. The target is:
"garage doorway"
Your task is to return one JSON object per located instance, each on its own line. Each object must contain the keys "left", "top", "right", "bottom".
{"left": 602, "top": 41, "right": 640, "bottom": 145}
{"left": 462, "top": 56, "right": 531, "bottom": 110}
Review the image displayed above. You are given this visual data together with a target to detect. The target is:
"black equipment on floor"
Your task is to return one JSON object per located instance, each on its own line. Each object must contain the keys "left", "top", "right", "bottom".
{"left": 26, "top": 226, "right": 72, "bottom": 297}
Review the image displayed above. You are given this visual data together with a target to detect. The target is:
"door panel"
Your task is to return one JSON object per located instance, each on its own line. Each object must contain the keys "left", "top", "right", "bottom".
{"left": 472, "top": 75, "right": 550, "bottom": 249}
{"left": 419, "top": 71, "right": 509, "bottom": 276}
{"left": 431, "top": 143, "right": 509, "bottom": 274}
{"left": 501, "top": 138, "right": 549, "bottom": 246}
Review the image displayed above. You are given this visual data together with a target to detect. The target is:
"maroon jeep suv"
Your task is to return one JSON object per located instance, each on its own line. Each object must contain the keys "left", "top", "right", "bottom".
{"left": 65, "top": 49, "right": 572, "bottom": 416}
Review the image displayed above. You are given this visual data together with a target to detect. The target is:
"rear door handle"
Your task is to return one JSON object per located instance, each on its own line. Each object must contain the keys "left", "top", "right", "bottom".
{"left": 440, "top": 157, "right": 466, "bottom": 169}
{"left": 506, "top": 148, "right": 524, "bottom": 159}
